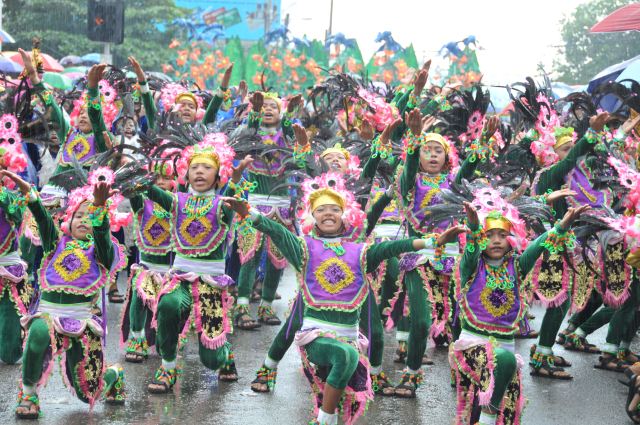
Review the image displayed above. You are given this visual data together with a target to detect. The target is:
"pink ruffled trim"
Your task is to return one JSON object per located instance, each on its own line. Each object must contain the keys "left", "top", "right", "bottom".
{"left": 172, "top": 198, "right": 229, "bottom": 257}
{"left": 450, "top": 339, "right": 496, "bottom": 406}
{"left": 383, "top": 271, "right": 405, "bottom": 330}
{"left": 266, "top": 237, "right": 288, "bottom": 270}
{"left": 75, "top": 333, "right": 105, "bottom": 409}
{"left": 599, "top": 242, "right": 632, "bottom": 308}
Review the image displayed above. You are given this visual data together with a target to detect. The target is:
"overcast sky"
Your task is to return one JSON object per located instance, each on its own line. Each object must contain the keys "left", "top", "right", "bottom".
{"left": 281, "top": 0, "right": 589, "bottom": 84}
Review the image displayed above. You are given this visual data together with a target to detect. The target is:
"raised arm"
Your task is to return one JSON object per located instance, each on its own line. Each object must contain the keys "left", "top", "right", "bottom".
{"left": 146, "top": 185, "right": 174, "bottom": 212}
{"left": 203, "top": 64, "right": 234, "bottom": 125}
{"left": 86, "top": 64, "right": 109, "bottom": 153}
{"left": 129, "top": 56, "right": 157, "bottom": 131}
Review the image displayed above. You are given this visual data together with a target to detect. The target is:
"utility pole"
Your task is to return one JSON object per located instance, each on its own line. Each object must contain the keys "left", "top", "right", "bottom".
{"left": 103, "top": 42, "right": 112, "bottom": 65}
{"left": 264, "top": 0, "right": 272, "bottom": 35}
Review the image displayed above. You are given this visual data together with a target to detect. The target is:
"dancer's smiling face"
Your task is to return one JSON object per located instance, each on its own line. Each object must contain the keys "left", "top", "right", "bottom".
{"left": 313, "top": 204, "right": 344, "bottom": 235}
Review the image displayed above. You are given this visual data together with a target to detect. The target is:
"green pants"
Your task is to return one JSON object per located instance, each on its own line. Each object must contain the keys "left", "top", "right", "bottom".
{"left": 405, "top": 269, "right": 432, "bottom": 370}
{"left": 605, "top": 281, "right": 640, "bottom": 348}
{"left": 568, "top": 292, "right": 603, "bottom": 329}
{"left": 305, "top": 337, "right": 359, "bottom": 389}
{"left": 237, "top": 243, "right": 283, "bottom": 303}
{"left": 156, "top": 281, "right": 228, "bottom": 369}
{"left": 490, "top": 347, "right": 517, "bottom": 409}
{"left": 0, "top": 289, "right": 22, "bottom": 364}
{"left": 538, "top": 298, "right": 571, "bottom": 347}
{"left": 22, "top": 318, "right": 117, "bottom": 401}
{"left": 129, "top": 285, "right": 147, "bottom": 333}
{"left": 267, "top": 292, "right": 385, "bottom": 369}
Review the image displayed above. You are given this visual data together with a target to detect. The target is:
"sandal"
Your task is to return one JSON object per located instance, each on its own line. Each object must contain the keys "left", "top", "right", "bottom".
{"left": 15, "top": 391, "right": 40, "bottom": 419}
{"left": 530, "top": 353, "right": 573, "bottom": 380}
{"left": 233, "top": 305, "right": 261, "bottom": 330}
{"left": 556, "top": 329, "right": 570, "bottom": 345}
{"left": 529, "top": 345, "right": 572, "bottom": 368}
{"left": 563, "top": 333, "right": 601, "bottom": 354}
{"left": 125, "top": 337, "right": 149, "bottom": 363}
{"left": 104, "top": 365, "right": 126, "bottom": 405}
{"left": 251, "top": 365, "right": 277, "bottom": 393}
{"left": 394, "top": 341, "right": 407, "bottom": 364}
{"left": 626, "top": 375, "right": 640, "bottom": 424}
{"left": 594, "top": 354, "right": 630, "bottom": 373}
{"left": 371, "top": 372, "right": 395, "bottom": 396}
{"left": 393, "top": 369, "right": 424, "bottom": 398}
{"left": 108, "top": 289, "right": 125, "bottom": 304}
{"left": 148, "top": 366, "right": 178, "bottom": 394}
{"left": 219, "top": 358, "right": 239, "bottom": 382}
{"left": 515, "top": 329, "right": 539, "bottom": 339}
{"left": 257, "top": 305, "right": 282, "bottom": 326}
{"left": 422, "top": 354, "right": 434, "bottom": 365}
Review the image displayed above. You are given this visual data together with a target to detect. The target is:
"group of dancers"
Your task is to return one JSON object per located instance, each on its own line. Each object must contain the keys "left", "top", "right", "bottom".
{"left": 2, "top": 44, "right": 640, "bottom": 425}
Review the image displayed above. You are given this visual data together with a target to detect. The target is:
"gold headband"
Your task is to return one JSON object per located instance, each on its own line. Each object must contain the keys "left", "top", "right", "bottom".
{"left": 262, "top": 92, "right": 282, "bottom": 111}
{"left": 554, "top": 135, "right": 574, "bottom": 149}
{"left": 484, "top": 216, "right": 512, "bottom": 232}
{"left": 309, "top": 188, "right": 345, "bottom": 212}
{"left": 175, "top": 92, "right": 198, "bottom": 109}
{"left": 321, "top": 146, "right": 350, "bottom": 161}
{"left": 423, "top": 133, "right": 450, "bottom": 155}
{"left": 189, "top": 152, "right": 219, "bottom": 169}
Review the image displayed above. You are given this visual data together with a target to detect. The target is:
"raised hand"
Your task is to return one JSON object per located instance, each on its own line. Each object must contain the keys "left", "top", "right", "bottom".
{"left": 546, "top": 189, "right": 577, "bottom": 204}
{"left": 128, "top": 56, "right": 145, "bottom": 82}
{"left": 463, "top": 201, "right": 479, "bottom": 228}
{"left": 0, "top": 170, "right": 31, "bottom": 195}
{"left": 357, "top": 119, "right": 375, "bottom": 141}
{"left": 93, "top": 182, "right": 118, "bottom": 207}
{"left": 558, "top": 205, "right": 590, "bottom": 230}
{"left": 87, "top": 64, "right": 108, "bottom": 89}
{"left": 221, "top": 63, "right": 234, "bottom": 90}
{"left": 422, "top": 115, "right": 438, "bottom": 132}
{"left": 380, "top": 118, "right": 402, "bottom": 146}
{"left": 18, "top": 48, "right": 40, "bottom": 84}
{"left": 250, "top": 92, "right": 264, "bottom": 112}
{"left": 287, "top": 94, "right": 303, "bottom": 113}
{"left": 238, "top": 80, "right": 248, "bottom": 101}
{"left": 412, "top": 68, "right": 429, "bottom": 97}
{"left": 222, "top": 196, "right": 251, "bottom": 217}
{"left": 406, "top": 108, "right": 423, "bottom": 136}
{"left": 483, "top": 116, "right": 501, "bottom": 140}
{"left": 232, "top": 155, "right": 254, "bottom": 183}
{"left": 292, "top": 123, "right": 309, "bottom": 146}
{"left": 589, "top": 112, "right": 611, "bottom": 133}
{"left": 436, "top": 225, "right": 467, "bottom": 246}
{"left": 621, "top": 113, "right": 640, "bottom": 134}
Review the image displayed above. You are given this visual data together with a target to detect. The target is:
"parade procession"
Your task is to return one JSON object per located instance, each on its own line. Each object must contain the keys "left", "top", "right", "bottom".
{"left": 0, "top": 0, "right": 640, "bottom": 423}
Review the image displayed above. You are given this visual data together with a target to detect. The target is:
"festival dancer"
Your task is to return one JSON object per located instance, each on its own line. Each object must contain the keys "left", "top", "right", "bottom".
{"left": 144, "top": 134, "right": 252, "bottom": 393}
{"left": 391, "top": 107, "right": 498, "bottom": 397}
{"left": 224, "top": 176, "right": 452, "bottom": 425}
{"left": 7, "top": 171, "right": 128, "bottom": 419}
{"left": 446, "top": 189, "right": 587, "bottom": 425}
{"left": 234, "top": 90, "right": 302, "bottom": 329}
{"left": 120, "top": 157, "right": 177, "bottom": 363}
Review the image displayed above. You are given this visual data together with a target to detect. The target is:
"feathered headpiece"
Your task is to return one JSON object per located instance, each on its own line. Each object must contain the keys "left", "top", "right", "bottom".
{"left": 175, "top": 132, "right": 235, "bottom": 186}
{"left": 440, "top": 84, "right": 491, "bottom": 145}
{"left": 298, "top": 172, "right": 366, "bottom": 235}
{"left": 160, "top": 83, "right": 204, "bottom": 121}
{"left": 60, "top": 169, "right": 131, "bottom": 234}
{"left": 70, "top": 79, "right": 118, "bottom": 129}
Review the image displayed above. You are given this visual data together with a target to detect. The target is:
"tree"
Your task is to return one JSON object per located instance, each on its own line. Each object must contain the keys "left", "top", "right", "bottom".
{"left": 3, "top": 0, "right": 185, "bottom": 71}
{"left": 554, "top": 0, "right": 640, "bottom": 84}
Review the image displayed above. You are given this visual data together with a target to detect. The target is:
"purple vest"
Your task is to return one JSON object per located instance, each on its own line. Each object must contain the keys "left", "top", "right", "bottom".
{"left": 0, "top": 206, "right": 16, "bottom": 256}
{"left": 40, "top": 236, "right": 107, "bottom": 297}
{"left": 172, "top": 192, "right": 227, "bottom": 256}
{"left": 565, "top": 162, "right": 612, "bottom": 210}
{"left": 136, "top": 199, "right": 172, "bottom": 255}
{"left": 301, "top": 237, "right": 368, "bottom": 312}
{"left": 247, "top": 130, "right": 288, "bottom": 177}
{"left": 459, "top": 257, "right": 523, "bottom": 335}
{"left": 60, "top": 129, "right": 97, "bottom": 165}
{"left": 408, "top": 173, "right": 451, "bottom": 233}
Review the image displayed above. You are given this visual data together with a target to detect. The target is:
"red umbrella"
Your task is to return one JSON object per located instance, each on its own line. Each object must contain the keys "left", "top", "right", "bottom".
{"left": 8, "top": 51, "right": 64, "bottom": 72}
{"left": 590, "top": 3, "right": 640, "bottom": 33}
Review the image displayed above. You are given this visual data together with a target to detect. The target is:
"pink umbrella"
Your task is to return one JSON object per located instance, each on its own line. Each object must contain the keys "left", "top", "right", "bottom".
{"left": 8, "top": 51, "right": 64, "bottom": 72}
{"left": 590, "top": 4, "right": 640, "bottom": 33}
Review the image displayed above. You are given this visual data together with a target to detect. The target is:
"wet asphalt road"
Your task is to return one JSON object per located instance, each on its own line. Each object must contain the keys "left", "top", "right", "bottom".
{"left": 0, "top": 267, "right": 633, "bottom": 424}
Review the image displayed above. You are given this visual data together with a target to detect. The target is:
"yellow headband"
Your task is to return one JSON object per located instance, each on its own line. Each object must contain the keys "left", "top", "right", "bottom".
{"left": 175, "top": 92, "right": 198, "bottom": 109}
{"left": 484, "top": 216, "right": 512, "bottom": 232}
{"left": 189, "top": 152, "right": 219, "bottom": 169}
{"left": 309, "top": 188, "right": 345, "bottom": 212}
{"left": 554, "top": 135, "right": 574, "bottom": 149}
{"left": 262, "top": 92, "right": 282, "bottom": 111}
{"left": 321, "top": 146, "right": 350, "bottom": 161}
{"left": 423, "top": 133, "right": 450, "bottom": 155}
